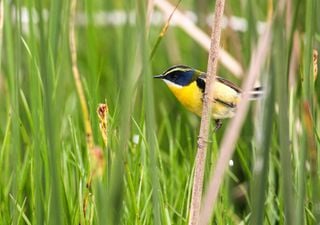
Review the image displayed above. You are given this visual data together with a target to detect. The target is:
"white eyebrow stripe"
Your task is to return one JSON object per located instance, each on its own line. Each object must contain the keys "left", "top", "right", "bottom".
{"left": 164, "top": 67, "right": 192, "bottom": 75}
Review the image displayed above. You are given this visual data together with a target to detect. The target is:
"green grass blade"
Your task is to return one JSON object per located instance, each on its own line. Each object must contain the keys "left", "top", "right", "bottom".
{"left": 250, "top": 70, "right": 275, "bottom": 224}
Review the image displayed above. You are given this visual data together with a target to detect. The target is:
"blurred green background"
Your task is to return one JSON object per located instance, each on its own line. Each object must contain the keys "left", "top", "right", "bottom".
{"left": 0, "top": 0, "right": 319, "bottom": 224}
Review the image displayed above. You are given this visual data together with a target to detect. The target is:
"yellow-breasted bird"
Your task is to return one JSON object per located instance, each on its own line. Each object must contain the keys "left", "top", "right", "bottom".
{"left": 154, "top": 65, "right": 262, "bottom": 130}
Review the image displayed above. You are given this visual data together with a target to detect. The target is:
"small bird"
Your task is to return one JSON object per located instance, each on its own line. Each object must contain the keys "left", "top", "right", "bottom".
{"left": 154, "top": 65, "right": 262, "bottom": 131}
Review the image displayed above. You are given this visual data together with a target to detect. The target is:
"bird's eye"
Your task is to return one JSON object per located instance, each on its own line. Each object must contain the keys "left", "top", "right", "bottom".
{"left": 171, "top": 72, "right": 179, "bottom": 80}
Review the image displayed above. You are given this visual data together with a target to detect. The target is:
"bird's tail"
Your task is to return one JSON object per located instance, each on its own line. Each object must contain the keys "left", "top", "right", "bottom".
{"left": 249, "top": 87, "right": 264, "bottom": 100}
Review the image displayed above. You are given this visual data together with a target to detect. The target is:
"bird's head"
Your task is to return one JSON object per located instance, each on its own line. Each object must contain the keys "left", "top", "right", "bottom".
{"left": 154, "top": 65, "right": 200, "bottom": 87}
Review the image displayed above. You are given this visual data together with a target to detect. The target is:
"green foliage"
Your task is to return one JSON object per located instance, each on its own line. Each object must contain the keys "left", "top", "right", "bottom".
{"left": 0, "top": 0, "right": 319, "bottom": 224}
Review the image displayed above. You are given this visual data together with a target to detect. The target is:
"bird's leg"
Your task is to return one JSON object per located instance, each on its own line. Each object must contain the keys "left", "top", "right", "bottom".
{"left": 214, "top": 119, "right": 222, "bottom": 132}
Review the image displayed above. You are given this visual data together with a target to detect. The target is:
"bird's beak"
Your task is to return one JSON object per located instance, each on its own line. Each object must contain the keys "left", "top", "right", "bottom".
{"left": 153, "top": 74, "right": 165, "bottom": 79}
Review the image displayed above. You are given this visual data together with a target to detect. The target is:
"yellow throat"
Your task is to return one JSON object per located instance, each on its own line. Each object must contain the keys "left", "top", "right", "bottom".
{"left": 165, "top": 80, "right": 203, "bottom": 116}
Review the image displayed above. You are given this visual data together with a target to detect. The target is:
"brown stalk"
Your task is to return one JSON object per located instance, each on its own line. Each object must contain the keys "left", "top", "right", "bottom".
{"left": 188, "top": 1, "right": 225, "bottom": 225}
{"left": 69, "top": 0, "right": 93, "bottom": 219}
{"left": 199, "top": 22, "right": 272, "bottom": 225}
{"left": 69, "top": 0, "right": 94, "bottom": 150}
{"left": 69, "top": 0, "right": 106, "bottom": 220}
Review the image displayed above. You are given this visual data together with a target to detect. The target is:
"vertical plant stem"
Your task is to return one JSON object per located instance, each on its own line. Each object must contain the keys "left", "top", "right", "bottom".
{"left": 297, "top": 1, "right": 317, "bottom": 224}
{"left": 37, "top": 0, "right": 63, "bottom": 222}
{"left": 137, "top": 0, "right": 161, "bottom": 224}
{"left": 250, "top": 69, "right": 275, "bottom": 225}
{"left": 188, "top": 1, "right": 225, "bottom": 225}
{"left": 250, "top": 3, "right": 275, "bottom": 224}
{"left": 69, "top": 0, "right": 94, "bottom": 151}
{"left": 3, "top": 1, "right": 21, "bottom": 222}
{"left": 26, "top": 1, "right": 44, "bottom": 223}
{"left": 199, "top": 22, "right": 272, "bottom": 225}
{"left": 104, "top": 1, "right": 137, "bottom": 223}
{"left": 273, "top": 4, "right": 294, "bottom": 224}
{"left": 69, "top": 0, "right": 103, "bottom": 221}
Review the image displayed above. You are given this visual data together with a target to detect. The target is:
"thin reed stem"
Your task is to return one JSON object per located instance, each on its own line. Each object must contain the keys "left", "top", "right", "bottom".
{"left": 199, "top": 21, "right": 272, "bottom": 225}
{"left": 69, "top": 0, "right": 94, "bottom": 151}
{"left": 188, "top": 1, "right": 225, "bottom": 225}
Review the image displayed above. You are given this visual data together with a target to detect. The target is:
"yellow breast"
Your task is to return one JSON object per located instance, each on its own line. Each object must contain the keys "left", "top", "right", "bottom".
{"left": 166, "top": 80, "right": 240, "bottom": 119}
{"left": 166, "top": 81, "right": 203, "bottom": 116}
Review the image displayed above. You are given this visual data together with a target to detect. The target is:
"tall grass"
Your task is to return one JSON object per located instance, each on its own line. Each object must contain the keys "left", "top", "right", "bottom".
{"left": 0, "top": 0, "right": 319, "bottom": 224}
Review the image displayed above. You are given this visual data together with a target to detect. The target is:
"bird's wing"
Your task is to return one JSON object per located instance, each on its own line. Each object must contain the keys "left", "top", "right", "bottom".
{"left": 196, "top": 74, "right": 240, "bottom": 108}
{"left": 215, "top": 76, "right": 241, "bottom": 93}
{"left": 196, "top": 73, "right": 242, "bottom": 93}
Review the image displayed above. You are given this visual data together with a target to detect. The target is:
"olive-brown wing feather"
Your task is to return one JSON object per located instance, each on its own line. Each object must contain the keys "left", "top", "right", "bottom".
{"left": 196, "top": 74, "right": 239, "bottom": 108}
{"left": 196, "top": 73, "right": 241, "bottom": 93}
